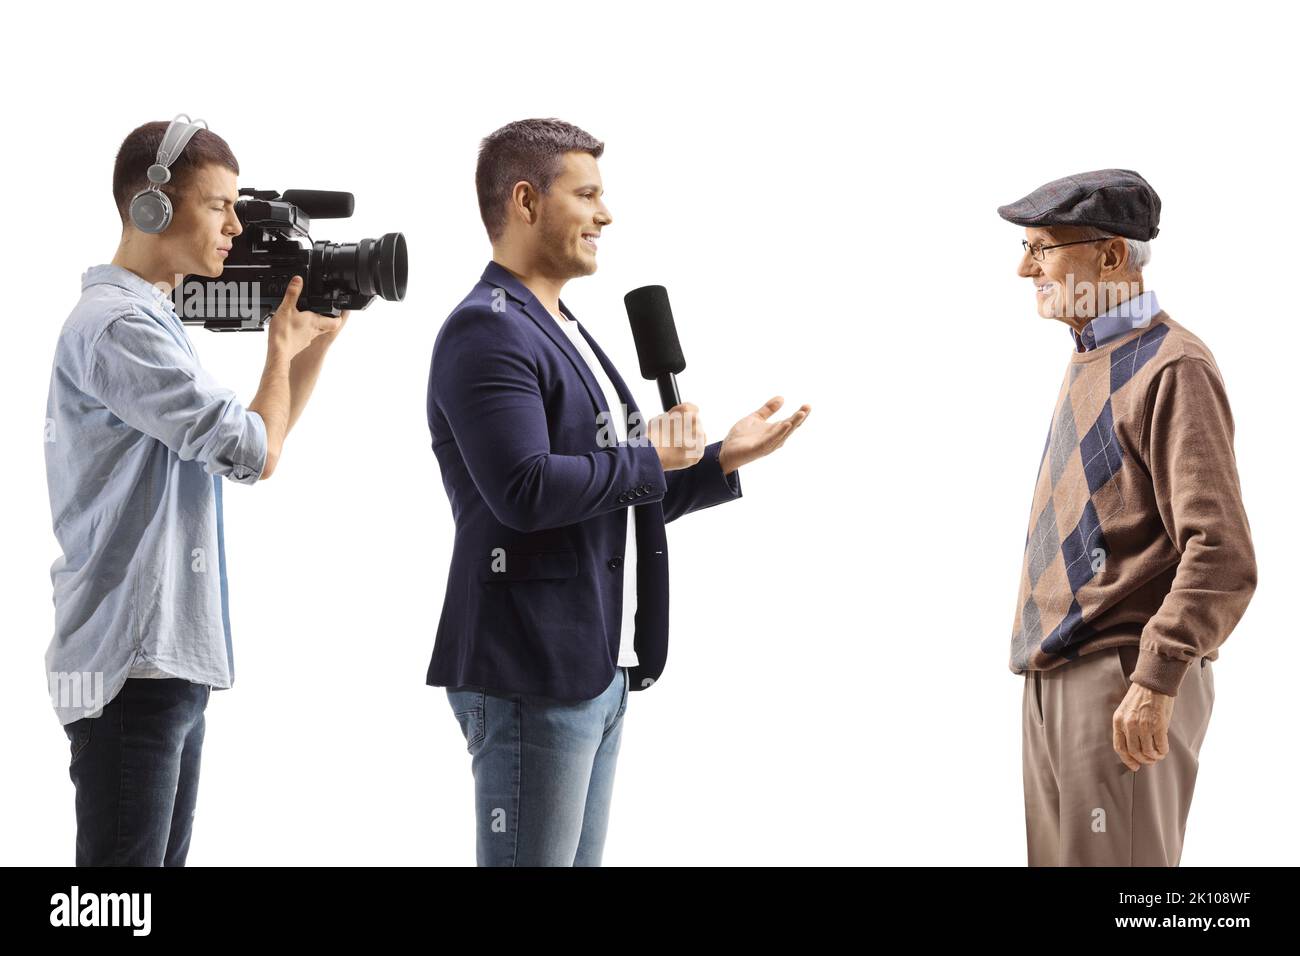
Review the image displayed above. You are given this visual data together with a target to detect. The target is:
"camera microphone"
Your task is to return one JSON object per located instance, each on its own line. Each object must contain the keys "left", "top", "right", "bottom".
{"left": 279, "top": 189, "right": 355, "bottom": 220}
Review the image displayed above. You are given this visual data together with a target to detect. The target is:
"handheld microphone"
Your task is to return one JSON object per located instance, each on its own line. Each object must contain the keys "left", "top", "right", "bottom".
{"left": 624, "top": 285, "right": 686, "bottom": 411}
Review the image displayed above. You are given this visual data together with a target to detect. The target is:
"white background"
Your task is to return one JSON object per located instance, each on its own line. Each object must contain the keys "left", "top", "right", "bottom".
{"left": 1, "top": 0, "right": 1295, "bottom": 866}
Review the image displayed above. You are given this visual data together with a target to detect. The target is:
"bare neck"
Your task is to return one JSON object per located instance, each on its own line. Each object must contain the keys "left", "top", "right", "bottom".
{"left": 490, "top": 249, "right": 569, "bottom": 318}
{"left": 111, "top": 238, "right": 179, "bottom": 293}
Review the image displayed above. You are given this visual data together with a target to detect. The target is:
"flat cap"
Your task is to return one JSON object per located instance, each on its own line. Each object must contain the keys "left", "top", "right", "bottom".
{"left": 997, "top": 168, "right": 1160, "bottom": 241}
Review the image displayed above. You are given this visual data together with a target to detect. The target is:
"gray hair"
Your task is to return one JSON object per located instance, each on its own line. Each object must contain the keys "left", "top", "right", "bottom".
{"left": 1082, "top": 227, "right": 1151, "bottom": 273}
{"left": 1123, "top": 238, "right": 1152, "bottom": 272}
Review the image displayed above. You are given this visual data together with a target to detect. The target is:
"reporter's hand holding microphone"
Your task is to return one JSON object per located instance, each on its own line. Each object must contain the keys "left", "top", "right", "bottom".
{"left": 649, "top": 402, "right": 708, "bottom": 471}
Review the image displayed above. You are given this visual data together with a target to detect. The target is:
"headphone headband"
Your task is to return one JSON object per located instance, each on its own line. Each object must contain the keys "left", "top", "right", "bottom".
{"left": 147, "top": 113, "right": 208, "bottom": 185}
{"left": 129, "top": 112, "right": 210, "bottom": 234}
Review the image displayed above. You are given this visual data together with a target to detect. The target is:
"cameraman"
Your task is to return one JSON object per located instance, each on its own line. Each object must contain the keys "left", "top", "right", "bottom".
{"left": 42, "top": 118, "right": 345, "bottom": 866}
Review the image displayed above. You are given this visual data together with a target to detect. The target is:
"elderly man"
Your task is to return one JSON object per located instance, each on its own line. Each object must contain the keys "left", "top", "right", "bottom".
{"left": 999, "top": 169, "right": 1257, "bottom": 866}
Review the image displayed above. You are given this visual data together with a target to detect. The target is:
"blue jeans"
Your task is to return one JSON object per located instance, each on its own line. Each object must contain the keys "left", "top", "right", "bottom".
{"left": 62, "top": 677, "right": 210, "bottom": 866}
{"left": 446, "top": 666, "right": 629, "bottom": 866}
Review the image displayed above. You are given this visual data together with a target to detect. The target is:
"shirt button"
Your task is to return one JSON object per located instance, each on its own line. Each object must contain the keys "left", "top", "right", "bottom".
{"left": 608, "top": 556, "right": 623, "bottom": 570}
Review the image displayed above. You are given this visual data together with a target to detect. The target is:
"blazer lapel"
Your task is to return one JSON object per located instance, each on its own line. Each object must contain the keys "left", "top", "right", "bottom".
{"left": 524, "top": 300, "right": 609, "bottom": 417}
{"left": 481, "top": 261, "right": 606, "bottom": 418}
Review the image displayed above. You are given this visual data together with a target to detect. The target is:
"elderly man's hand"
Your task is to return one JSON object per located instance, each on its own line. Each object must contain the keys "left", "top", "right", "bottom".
{"left": 1112, "top": 683, "right": 1177, "bottom": 772}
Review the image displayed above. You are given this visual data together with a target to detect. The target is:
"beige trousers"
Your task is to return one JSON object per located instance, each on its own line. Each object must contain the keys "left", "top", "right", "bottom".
{"left": 1022, "top": 645, "right": 1214, "bottom": 866}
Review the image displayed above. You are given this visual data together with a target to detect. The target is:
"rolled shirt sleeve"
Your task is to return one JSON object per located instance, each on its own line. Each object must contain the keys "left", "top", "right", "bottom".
{"left": 86, "top": 308, "right": 267, "bottom": 485}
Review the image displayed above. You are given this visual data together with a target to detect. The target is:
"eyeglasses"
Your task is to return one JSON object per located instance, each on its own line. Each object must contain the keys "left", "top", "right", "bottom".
{"left": 1021, "top": 237, "right": 1114, "bottom": 261}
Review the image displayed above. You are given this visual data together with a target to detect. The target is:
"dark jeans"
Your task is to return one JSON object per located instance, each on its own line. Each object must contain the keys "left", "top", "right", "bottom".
{"left": 62, "top": 677, "right": 211, "bottom": 866}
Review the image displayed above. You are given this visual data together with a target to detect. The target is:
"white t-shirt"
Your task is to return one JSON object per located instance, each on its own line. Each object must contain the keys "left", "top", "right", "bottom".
{"left": 547, "top": 309, "right": 640, "bottom": 668}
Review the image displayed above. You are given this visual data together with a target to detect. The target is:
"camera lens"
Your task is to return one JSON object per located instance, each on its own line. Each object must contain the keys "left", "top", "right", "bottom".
{"left": 331, "top": 232, "right": 407, "bottom": 302}
{"left": 373, "top": 232, "right": 407, "bottom": 301}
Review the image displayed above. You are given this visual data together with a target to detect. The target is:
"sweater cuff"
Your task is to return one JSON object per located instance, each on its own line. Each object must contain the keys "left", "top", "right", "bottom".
{"left": 1131, "top": 645, "right": 1192, "bottom": 697}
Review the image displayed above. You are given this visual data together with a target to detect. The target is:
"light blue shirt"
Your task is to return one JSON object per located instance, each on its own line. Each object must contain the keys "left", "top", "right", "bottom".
{"left": 43, "top": 264, "right": 267, "bottom": 725}
{"left": 1071, "top": 289, "right": 1161, "bottom": 352}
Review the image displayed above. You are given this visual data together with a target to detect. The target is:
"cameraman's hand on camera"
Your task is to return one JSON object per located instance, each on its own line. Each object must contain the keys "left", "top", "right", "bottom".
{"left": 267, "top": 275, "right": 345, "bottom": 359}
{"left": 648, "top": 402, "right": 708, "bottom": 471}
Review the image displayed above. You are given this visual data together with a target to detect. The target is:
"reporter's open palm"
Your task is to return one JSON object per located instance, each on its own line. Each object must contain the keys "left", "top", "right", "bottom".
{"left": 719, "top": 396, "right": 811, "bottom": 473}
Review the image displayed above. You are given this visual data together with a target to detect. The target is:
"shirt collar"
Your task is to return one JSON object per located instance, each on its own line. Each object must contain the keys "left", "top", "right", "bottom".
{"left": 1071, "top": 289, "right": 1160, "bottom": 352}
{"left": 81, "top": 264, "right": 179, "bottom": 317}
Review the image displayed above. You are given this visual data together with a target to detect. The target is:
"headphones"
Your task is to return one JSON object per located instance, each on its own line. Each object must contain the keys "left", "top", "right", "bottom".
{"left": 128, "top": 113, "right": 209, "bottom": 234}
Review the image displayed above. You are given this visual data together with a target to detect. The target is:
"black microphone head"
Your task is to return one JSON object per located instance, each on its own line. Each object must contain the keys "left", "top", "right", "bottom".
{"left": 624, "top": 284, "right": 686, "bottom": 379}
{"left": 280, "top": 189, "right": 356, "bottom": 219}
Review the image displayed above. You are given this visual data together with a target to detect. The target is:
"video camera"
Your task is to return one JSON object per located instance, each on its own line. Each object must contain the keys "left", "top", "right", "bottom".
{"left": 175, "top": 188, "right": 407, "bottom": 331}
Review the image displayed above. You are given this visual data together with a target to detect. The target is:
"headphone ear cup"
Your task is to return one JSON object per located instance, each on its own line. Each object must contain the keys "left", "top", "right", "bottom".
{"left": 129, "top": 189, "right": 173, "bottom": 234}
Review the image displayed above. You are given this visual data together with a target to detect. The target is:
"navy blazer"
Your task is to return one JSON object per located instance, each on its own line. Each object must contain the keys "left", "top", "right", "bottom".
{"left": 425, "top": 261, "right": 742, "bottom": 700}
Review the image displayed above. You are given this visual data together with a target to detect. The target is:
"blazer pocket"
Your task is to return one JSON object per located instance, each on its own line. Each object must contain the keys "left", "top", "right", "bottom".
{"left": 481, "top": 550, "right": 580, "bottom": 582}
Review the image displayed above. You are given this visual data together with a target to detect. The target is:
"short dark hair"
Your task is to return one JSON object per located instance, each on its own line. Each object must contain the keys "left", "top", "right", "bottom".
{"left": 112, "top": 120, "right": 240, "bottom": 226}
{"left": 475, "top": 118, "right": 604, "bottom": 242}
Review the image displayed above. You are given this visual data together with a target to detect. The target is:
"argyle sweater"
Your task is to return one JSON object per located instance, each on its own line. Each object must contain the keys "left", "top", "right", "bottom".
{"left": 1009, "top": 310, "right": 1257, "bottom": 696}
